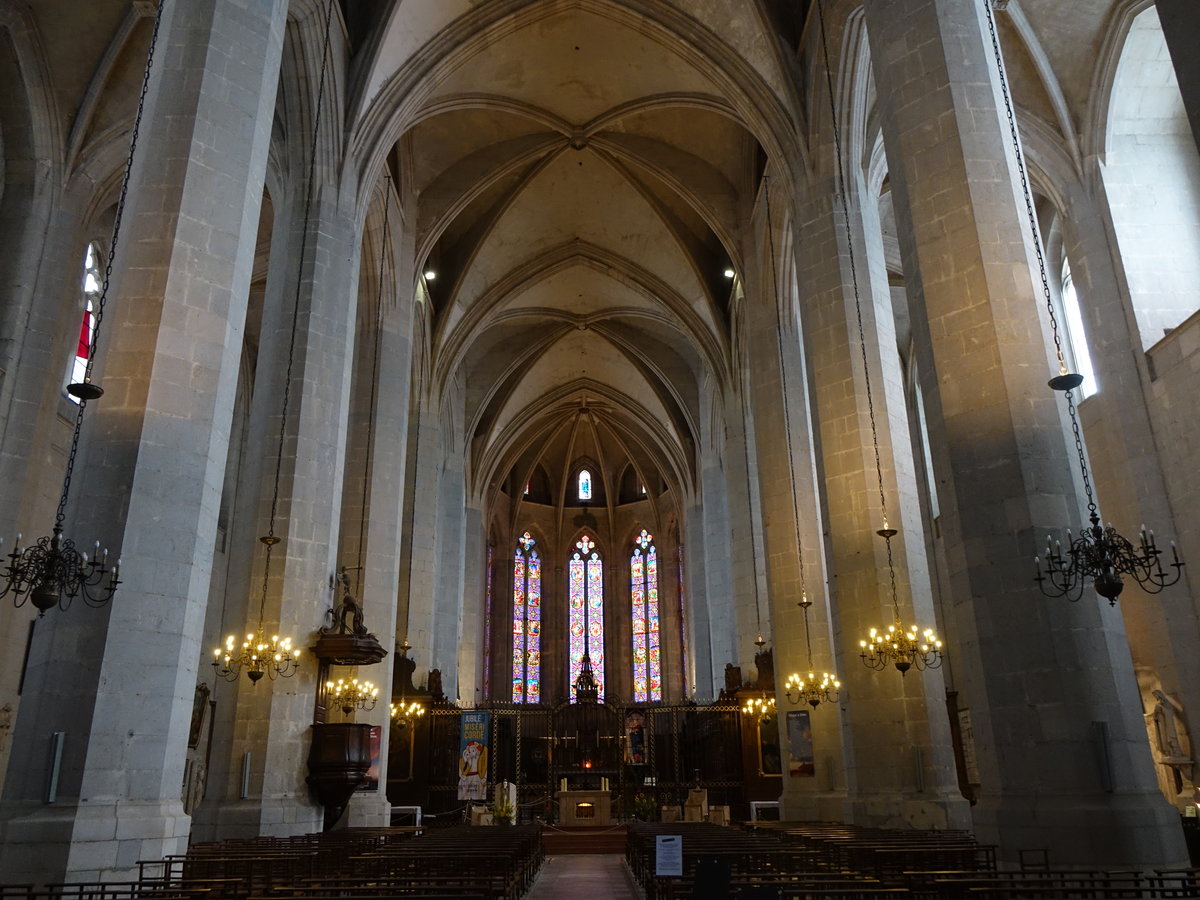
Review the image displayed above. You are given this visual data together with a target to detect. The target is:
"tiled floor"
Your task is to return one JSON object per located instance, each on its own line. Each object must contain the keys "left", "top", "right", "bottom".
{"left": 525, "top": 854, "right": 644, "bottom": 899}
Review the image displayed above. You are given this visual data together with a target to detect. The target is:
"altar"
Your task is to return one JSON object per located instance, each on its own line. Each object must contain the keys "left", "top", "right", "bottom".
{"left": 557, "top": 789, "right": 612, "bottom": 826}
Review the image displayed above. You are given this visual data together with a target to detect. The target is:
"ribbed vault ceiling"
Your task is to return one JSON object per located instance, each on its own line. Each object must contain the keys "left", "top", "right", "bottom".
{"left": 384, "top": 2, "right": 770, "bottom": 505}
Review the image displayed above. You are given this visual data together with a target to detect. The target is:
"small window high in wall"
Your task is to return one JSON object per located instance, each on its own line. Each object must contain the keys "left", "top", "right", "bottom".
{"left": 67, "top": 244, "right": 102, "bottom": 403}
{"left": 577, "top": 468, "right": 592, "bottom": 502}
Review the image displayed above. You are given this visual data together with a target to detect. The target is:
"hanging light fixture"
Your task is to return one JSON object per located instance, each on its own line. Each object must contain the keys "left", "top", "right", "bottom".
{"left": 742, "top": 695, "right": 776, "bottom": 722}
{"left": 390, "top": 640, "right": 425, "bottom": 727}
{"left": 978, "top": 4, "right": 1185, "bottom": 605}
{"left": 390, "top": 699, "right": 426, "bottom": 728}
{"left": 0, "top": 2, "right": 171, "bottom": 613}
{"left": 214, "top": 0, "right": 339, "bottom": 682}
{"left": 327, "top": 678, "right": 378, "bottom": 716}
{"left": 763, "top": 175, "right": 843, "bottom": 707}
{"left": 813, "top": 0, "right": 943, "bottom": 675}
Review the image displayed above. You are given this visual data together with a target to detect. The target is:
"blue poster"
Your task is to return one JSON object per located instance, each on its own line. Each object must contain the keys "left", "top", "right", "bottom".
{"left": 787, "top": 710, "right": 814, "bottom": 777}
{"left": 458, "top": 711, "right": 490, "bottom": 800}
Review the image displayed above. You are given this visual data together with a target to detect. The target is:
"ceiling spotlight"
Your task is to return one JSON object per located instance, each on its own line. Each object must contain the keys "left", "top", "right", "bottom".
{"left": 423, "top": 270, "right": 436, "bottom": 281}
{"left": 723, "top": 268, "right": 735, "bottom": 279}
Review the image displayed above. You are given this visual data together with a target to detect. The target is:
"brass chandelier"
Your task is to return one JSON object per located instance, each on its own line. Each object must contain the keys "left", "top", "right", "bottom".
{"left": 980, "top": 2, "right": 1185, "bottom": 604}
{"left": 328, "top": 678, "right": 379, "bottom": 716}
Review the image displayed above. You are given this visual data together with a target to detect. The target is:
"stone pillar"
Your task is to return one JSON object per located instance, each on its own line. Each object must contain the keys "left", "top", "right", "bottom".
{"left": 432, "top": 423, "right": 467, "bottom": 702}
{"left": 864, "top": 0, "right": 1187, "bottom": 867}
{"left": 682, "top": 499, "right": 712, "bottom": 698}
{"left": 345, "top": 191, "right": 418, "bottom": 827}
{"left": 743, "top": 187, "right": 849, "bottom": 821}
{"left": 697, "top": 375, "right": 735, "bottom": 694}
{"left": 801, "top": 160, "right": 967, "bottom": 830}
{"left": 404, "top": 387, "right": 444, "bottom": 690}
{"left": 0, "top": 0, "right": 287, "bottom": 883}
{"left": 1060, "top": 180, "right": 1200, "bottom": 792}
{"left": 197, "top": 175, "right": 362, "bottom": 839}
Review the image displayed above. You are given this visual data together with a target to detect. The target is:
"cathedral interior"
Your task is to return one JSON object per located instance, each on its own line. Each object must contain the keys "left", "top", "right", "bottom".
{"left": 0, "top": 0, "right": 1199, "bottom": 885}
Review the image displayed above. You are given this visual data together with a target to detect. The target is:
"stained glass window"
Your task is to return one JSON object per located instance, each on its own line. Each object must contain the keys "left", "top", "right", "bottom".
{"left": 512, "top": 532, "right": 541, "bottom": 703}
{"left": 631, "top": 529, "right": 661, "bottom": 702}
{"left": 578, "top": 469, "right": 592, "bottom": 501}
{"left": 569, "top": 534, "right": 604, "bottom": 700}
{"left": 67, "top": 244, "right": 101, "bottom": 404}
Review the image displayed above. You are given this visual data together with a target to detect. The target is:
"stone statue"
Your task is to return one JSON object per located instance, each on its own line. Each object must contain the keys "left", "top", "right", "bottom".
{"left": 1152, "top": 689, "right": 1189, "bottom": 762}
{"left": 724, "top": 663, "right": 742, "bottom": 693}
{"left": 320, "top": 567, "right": 368, "bottom": 637}
{"left": 428, "top": 668, "right": 444, "bottom": 702}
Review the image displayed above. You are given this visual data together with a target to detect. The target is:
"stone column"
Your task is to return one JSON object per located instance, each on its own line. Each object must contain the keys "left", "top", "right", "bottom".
{"left": 345, "top": 191, "right": 418, "bottom": 827}
{"left": 404, "top": 387, "right": 444, "bottom": 691}
{"left": 743, "top": 187, "right": 849, "bottom": 821}
{"left": 1061, "top": 180, "right": 1200, "bottom": 782}
{"left": 682, "top": 498, "right": 712, "bottom": 698}
{"left": 801, "top": 159, "right": 967, "bottom": 831}
{"left": 198, "top": 176, "right": 362, "bottom": 838}
{"left": 696, "top": 373, "right": 735, "bottom": 693}
{"left": 0, "top": 0, "right": 287, "bottom": 883}
{"left": 864, "top": 0, "right": 1187, "bottom": 867}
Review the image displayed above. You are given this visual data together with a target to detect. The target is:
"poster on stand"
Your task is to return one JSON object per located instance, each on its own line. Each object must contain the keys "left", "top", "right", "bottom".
{"left": 458, "top": 711, "right": 490, "bottom": 800}
{"left": 787, "top": 710, "right": 814, "bottom": 777}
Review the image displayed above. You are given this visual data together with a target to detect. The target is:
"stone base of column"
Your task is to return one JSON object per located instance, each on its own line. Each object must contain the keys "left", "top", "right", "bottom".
{"left": 971, "top": 792, "right": 1189, "bottom": 870}
{"left": 191, "top": 796, "right": 322, "bottom": 842}
{"left": 0, "top": 800, "right": 189, "bottom": 885}
{"left": 781, "top": 788, "right": 852, "bottom": 823}
{"left": 847, "top": 790, "right": 973, "bottom": 832}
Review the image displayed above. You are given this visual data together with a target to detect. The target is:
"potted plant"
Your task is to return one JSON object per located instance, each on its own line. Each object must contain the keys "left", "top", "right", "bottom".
{"left": 492, "top": 794, "right": 515, "bottom": 825}
{"left": 632, "top": 791, "right": 657, "bottom": 822}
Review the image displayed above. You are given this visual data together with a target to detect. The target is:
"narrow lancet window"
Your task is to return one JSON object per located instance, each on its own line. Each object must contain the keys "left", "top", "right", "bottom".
{"left": 512, "top": 532, "right": 541, "bottom": 703}
{"left": 631, "top": 529, "right": 661, "bottom": 702}
{"left": 569, "top": 535, "right": 604, "bottom": 700}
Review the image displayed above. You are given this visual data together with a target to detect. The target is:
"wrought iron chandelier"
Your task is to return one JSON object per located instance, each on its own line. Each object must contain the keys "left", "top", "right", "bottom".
{"left": 979, "top": 2, "right": 1185, "bottom": 605}
{"left": 815, "top": 0, "right": 943, "bottom": 675}
{"left": 763, "top": 176, "right": 841, "bottom": 706}
{"left": 328, "top": 678, "right": 378, "bottom": 716}
{"left": 0, "top": 2, "right": 170, "bottom": 614}
{"left": 390, "top": 640, "right": 426, "bottom": 727}
{"left": 215, "top": 0, "right": 338, "bottom": 681}
{"left": 390, "top": 699, "right": 426, "bottom": 728}
{"left": 742, "top": 695, "right": 776, "bottom": 722}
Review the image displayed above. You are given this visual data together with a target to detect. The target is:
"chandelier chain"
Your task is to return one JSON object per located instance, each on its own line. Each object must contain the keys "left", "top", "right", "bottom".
{"left": 259, "top": 0, "right": 336, "bottom": 625}
{"left": 354, "top": 176, "right": 392, "bottom": 598}
{"left": 986, "top": 0, "right": 1096, "bottom": 516}
{"left": 57, "top": 0, "right": 165, "bottom": 530}
{"left": 984, "top": 1, "right": 1072, "bottom": 382}
{"left": 763, "top": 178, "right": 817, "bottom": 667}
{"left": 1065, "top": 389, "right": 1097, "bottom": 515}
{"left": 816, "top": 0, "right": 888, "bottom": 530}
